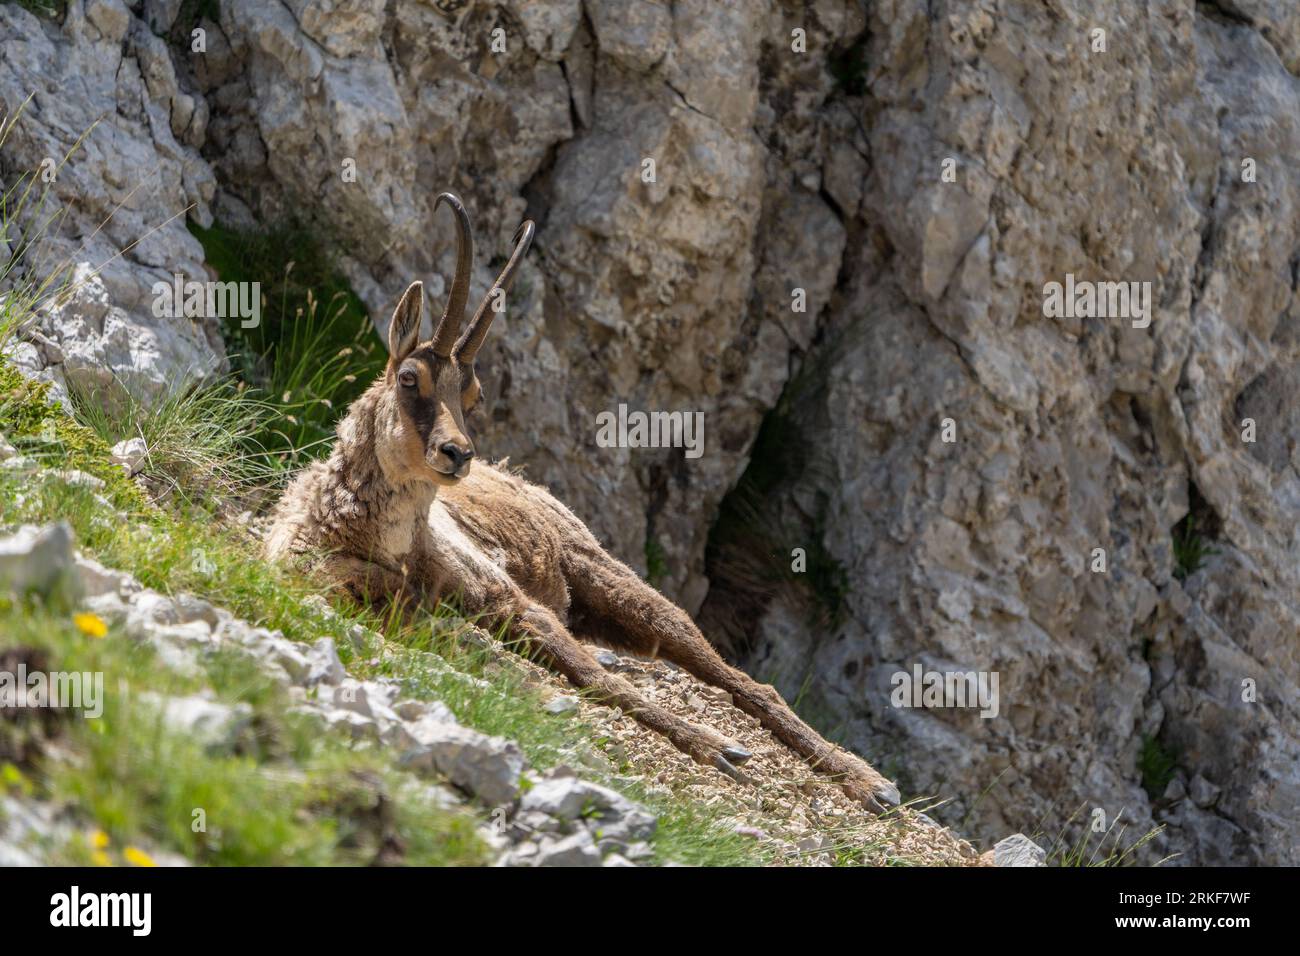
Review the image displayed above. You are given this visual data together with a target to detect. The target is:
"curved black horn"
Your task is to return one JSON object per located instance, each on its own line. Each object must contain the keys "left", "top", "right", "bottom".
{"left": 430, "top": 192, "right": 473, "bottom": 357}
{"left": 454, "top": 220, "right": 535, "bottom": 365}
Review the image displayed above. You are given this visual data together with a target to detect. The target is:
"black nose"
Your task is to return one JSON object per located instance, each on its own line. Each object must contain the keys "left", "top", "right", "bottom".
{"left": 440, "top": 442, "right": 473, "bottom": 469}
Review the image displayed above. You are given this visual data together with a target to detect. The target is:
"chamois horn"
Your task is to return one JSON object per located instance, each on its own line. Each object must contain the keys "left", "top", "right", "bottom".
{"left": 454, "top": 219, "right": 535, "bottom": 364}
{"left": 430, "top": 192, "right": 473, "bottom": 357}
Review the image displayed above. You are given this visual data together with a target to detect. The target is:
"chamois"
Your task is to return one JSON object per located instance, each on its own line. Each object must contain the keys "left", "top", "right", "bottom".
{"left": 265, "top": 193, "right": 899, "bottom": 812}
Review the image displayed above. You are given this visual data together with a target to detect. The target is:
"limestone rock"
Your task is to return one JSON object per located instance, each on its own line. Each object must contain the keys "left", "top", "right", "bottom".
{"left": 110, "top": 437, "right": 148, "bottom": 477}
{"left": 0, "top": 523, "right": 76, "bottom": 598}
{"left": 993, "top": 834, "right": 1047, "bottom": 868}
{"left": 401, "top": 717, "right": 527, "bottom": 807}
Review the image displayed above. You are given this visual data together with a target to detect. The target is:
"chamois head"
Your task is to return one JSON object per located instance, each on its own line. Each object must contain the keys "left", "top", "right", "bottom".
{"left": 374, "top": 192, "right": 534, "bottom": 487}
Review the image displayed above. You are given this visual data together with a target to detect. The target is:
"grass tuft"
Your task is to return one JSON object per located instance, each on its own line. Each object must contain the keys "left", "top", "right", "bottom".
{"left": 188, "top": 219, "right": 386, "bottom": 470}
{"left": 1138, "top": 734, "right": 1178, "bottom": 801}
{"left": 1172, "top": 514, "right": 1217, "bottom": 581}
{"left": 1040, "top": 803, "right": 1171, "bottom": 867}
{"left": 69, "top": 374, "right": 279, "bottom": 508}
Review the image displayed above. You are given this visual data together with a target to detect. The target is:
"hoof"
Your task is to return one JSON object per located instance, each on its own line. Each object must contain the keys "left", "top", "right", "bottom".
{"left": 722, "top": 745, "right": 753, "bottom": 764}
{"left": 874, "top": 781, "right": 901, "bottom": 808}
{"left": 845, "top": 777, "right": 900, "bottom": 815}
{"left": 713, "top": 754, "right": 755, "bottom": 785}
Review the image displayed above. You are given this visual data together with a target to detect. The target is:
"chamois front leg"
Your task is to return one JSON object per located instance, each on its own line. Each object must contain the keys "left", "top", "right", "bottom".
{"left": 318, "top": 553, "right": 428, "bottom": 619}
{"left": 478, "top": 584, "right": 757, "bottom": 780}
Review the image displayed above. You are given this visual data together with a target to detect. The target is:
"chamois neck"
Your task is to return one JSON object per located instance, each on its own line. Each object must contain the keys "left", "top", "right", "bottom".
{"left": 325, "top": 392, "right": 437, "bottom": 536}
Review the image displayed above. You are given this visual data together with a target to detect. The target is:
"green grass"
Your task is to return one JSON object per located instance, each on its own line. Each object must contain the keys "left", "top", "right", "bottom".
{"left": 188, "top": 219, "right": 386, "bottom": 469}
{"left": 0, "top": 364, "right": 146, "bottom": 508}
{"left": 69, "top": 374, "right": 279, "bottom": 508}
{"left": 1139, "top": 734, "right": 1179, "bottom": 801}
{"left": 1172, "top": 514, "right": 1218, "bottom": 581}
{"left": 6, "top": 0, "right": 64, "bottom": 19}
{"left": 644, "top": 535, "right": 667, "bottom": 589}
{"left": 0, "top": 595, "right": 487, "bottom": 866}
{"left": 1039, "top": 804, "right": 1170, "bottom": 867}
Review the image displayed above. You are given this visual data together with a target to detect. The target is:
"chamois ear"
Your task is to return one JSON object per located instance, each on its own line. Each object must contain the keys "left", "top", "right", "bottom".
{"left": 386, "top": 281, "right": 423, "bottom": 366}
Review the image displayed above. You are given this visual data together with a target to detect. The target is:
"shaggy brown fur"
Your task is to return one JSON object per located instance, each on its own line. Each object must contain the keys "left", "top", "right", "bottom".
{"left": 266, "top": 193, "right": 899, "bottom": 812}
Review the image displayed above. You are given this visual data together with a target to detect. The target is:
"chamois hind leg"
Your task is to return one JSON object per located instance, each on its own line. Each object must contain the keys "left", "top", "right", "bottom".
{"left": 565, "top": 554, "right": 900, "bottom": 813}
{"left": 476, "top": 585, "right": 756, "bottom": 780}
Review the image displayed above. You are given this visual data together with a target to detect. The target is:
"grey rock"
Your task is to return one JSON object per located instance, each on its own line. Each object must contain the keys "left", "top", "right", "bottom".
{"left": 124, "top": 591, "right": 181, "bottom": 629}
{"left": 0, "top": 454, "right": 36, "bottom": 472}
{"left": 109, "top": 437, "right": 148, "bottom": 476}
{"left": 142, "top": 619, "right": 215, "bottom": 648}
{"left": 170, "top": 593, "right": 219, "bottom": 628}
{"left": 329, "top": 679, "right": 399, "bottom": 722}
{"left": 531, "top": 829, "right": 602, "bottom": 867}
{"left": 243, "top": 630, "right": 312, "bottom": 683}
{"left": 624, "top": 841, "right": 654, "bottom": 861}
{"left": 344, "top": 623, "right": 372, "bottom": 655}
{"left": 519, "top": 775, "right": 657, "bottom": 844}
{"left": 141, "top": 692, "right": 253, "bottom": 751}
{"left": 993, "top": 834, "right": 1047, "bottom": 868}
{"left": 1189, "top": 775, "right": 1221, "bottom": 810}
{"left": 394, "top": 698, "right": 457, "bottom": 725}
{"left": 506, "top": 0, "right": 581, "bottom": 61}
{"left": 586, "top": 0, "right": 671, "bottom": 71}
{"left": 544, "top": 694, "right": 579, "bottom": 715}
{"left": 316, "top": 706, "right": 379, "bottom": 741}
{"left": 401, "top": 717, "right": 527, "bottom": 806}
{"left": 305, "top": 637, "right": 346, "bottom": 686}
{"left": 81, "top": 591, "right": 130, "bottom": 624}
{"left": 73, "top": 553, "right": 139, "bottom": 600}
{"left": 0, "top": 523, "right": 76, "bottom": 598}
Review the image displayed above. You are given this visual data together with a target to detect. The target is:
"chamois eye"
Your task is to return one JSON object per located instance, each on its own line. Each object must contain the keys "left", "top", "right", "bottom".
{"left": 398, "top": 370, "right": 417, "bottom": 388}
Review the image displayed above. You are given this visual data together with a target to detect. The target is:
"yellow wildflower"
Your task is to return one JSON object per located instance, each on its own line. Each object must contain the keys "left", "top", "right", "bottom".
{"left": 123, "top": 846, "right": 156, "bottom": 867}
{"left": 73, "top": 612, "right": 107, "bottom": 639}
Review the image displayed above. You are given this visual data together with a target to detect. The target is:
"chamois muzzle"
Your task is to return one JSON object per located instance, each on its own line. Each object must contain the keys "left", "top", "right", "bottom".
{"left": 439, "top": 441, "right": 474, "bottom": 473}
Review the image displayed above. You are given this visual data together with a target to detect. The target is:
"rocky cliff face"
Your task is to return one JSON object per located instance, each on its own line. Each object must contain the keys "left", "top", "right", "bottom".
{"left": 1, "top": 0, "right": 1296, "bottom": 864}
